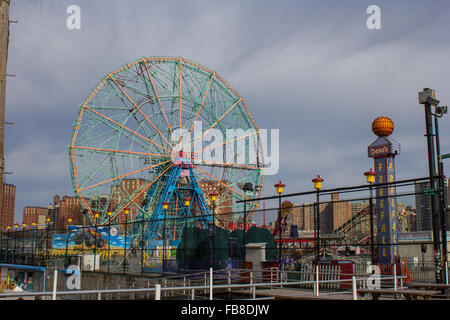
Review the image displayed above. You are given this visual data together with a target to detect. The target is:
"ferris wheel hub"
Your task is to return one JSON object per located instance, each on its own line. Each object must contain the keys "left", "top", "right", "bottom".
{"left": 171, "top": 150, "right": 197, "bottom": 168}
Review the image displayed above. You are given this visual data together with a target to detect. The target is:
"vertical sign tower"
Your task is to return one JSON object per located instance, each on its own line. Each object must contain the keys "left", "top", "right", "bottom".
{"left": 368, "top": 117, "right": 400, "bottom": 264}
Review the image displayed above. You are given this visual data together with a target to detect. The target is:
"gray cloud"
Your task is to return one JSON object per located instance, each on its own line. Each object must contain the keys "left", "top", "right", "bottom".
{"left": 4, "top": 0, "right": 450, "bottom": 223}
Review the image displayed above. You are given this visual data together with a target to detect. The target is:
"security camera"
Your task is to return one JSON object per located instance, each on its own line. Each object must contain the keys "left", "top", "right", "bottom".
{"left": 437, "top": 106, "right": 448, "bottom": 115}
{"left": 418, "top": 88, "right": 440, "bottom": 106}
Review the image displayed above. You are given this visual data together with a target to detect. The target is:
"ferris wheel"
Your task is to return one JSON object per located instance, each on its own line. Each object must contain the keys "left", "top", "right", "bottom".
{"left": 69, "top": 56, "right": 265, "bottom": 243}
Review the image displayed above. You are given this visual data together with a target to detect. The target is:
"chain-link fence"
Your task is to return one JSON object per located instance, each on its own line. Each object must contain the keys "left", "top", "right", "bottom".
{"left": 0, "top": 177, "right": 448, "bottom": 287}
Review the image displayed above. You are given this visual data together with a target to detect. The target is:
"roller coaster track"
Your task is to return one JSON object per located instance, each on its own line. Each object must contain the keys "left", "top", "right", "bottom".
{"left": 334, "top": 206, "right": 371, "bottom": 236}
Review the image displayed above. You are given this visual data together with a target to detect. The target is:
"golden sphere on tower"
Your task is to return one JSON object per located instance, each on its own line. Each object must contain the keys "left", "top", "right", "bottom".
{"left": 372, "top": 116, "right": 394, "bottom": 137}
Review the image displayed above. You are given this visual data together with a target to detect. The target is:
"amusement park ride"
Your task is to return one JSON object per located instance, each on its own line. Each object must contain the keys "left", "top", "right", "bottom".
{"left": 69, "top": 57, "right": 265, "bottom": 253}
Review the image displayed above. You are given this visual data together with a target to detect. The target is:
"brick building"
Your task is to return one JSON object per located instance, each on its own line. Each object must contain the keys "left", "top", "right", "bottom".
{"left": 1, "top": 183, "right": 15, "bottom": 227}
{"left": 48, "top": 195, "right": 84, "bottom": 230}
{"left": 291, "top": 193, "right": 369, "bottom": 237}
{"left": 199, "top": 180, "right": 233, "bottom": 229}
{"left": 22, "top": 206, "right": 48, "bottom": 226}
{"left": 110, "top": 178, "right": 147, "bottom": 223}
{"left": 292, "top": 203, "right": 316, "bottom": 232}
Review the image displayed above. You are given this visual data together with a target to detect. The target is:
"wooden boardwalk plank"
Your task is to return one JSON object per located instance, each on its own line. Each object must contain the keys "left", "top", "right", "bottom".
{"left": 251, "top": 288, "right": 354, "bottom": 300}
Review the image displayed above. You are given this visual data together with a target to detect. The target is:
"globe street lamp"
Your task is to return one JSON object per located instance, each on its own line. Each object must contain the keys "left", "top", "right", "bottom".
{"left": 183, "top": 197, "right": 191, "bottom": 273}
{"left": 65, "top": 216, "right": 73, "bottom": 267}
{"left": 312, "top": 175, "right": 324, "bottom": 262}
{"left": 162, "top": 201, "right": 169, "bottom": 276}
{"left": 107, "top": 210, "right": 112, "bottom": 273}
{"left": 31, "top": 222, "right": 36, "bottom": 265}
{"left": 13, "top": 224, "right": 18, "bottom": 264}
{"left": 123, "top": 207, "right": 130, "bottom": 274}
{"left": 209, "top": 191, "right": 218, "bottom": 269}
{"left": 364, "top": 168, "right": 377, "bottom": 264}
{"left": 94, "top": 212, "right": 99, "bottom": 272}
{"left": 274, "top": 180, "right": 285, "bottom": 268}
{"left": 46, "top": 217, "right": 51, "bottom": 266}
{"left": 5, "top": 225, "right": 10, "bottom": 263}
{"left": 21, "top": 224, "right": 26, "bottom": 263}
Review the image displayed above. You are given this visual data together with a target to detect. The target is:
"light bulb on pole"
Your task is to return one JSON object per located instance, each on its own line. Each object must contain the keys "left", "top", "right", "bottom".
{"left": 364, "top": 168, "right": 377, "bottom": 264}
{"left": 312, "top": 175, "right": 324, "bottom": 263}
{"left": 274, "top": 180, "right": 285, "bottom": 268}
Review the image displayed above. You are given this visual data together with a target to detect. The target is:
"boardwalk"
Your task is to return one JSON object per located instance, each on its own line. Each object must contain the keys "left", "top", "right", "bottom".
{"left": 251, "top": 288, "right": 355, "bottom": 300}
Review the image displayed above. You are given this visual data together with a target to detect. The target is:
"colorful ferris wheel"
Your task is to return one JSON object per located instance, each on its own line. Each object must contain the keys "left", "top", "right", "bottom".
{"left": 69, "top": 56, "right": 265, "bottom": 243}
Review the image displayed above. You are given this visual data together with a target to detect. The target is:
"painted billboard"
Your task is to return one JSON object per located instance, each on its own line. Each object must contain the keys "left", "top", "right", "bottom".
{"left": 52, "top": 225, "right": 131, "bottom": 250}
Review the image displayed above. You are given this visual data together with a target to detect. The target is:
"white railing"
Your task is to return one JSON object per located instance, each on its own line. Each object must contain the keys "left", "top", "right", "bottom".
{"left": 0, "top": 267, "right": 407, "bottom": 301}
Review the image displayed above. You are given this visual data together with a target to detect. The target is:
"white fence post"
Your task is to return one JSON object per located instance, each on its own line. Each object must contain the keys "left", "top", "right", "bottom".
{"left": 163, "top": 278, "right": 167, "bottom": 298}
{"left": 210, "top": 268, "right": 213, "bottom": 300}
{"left": 250, "top": 271, "right": 255, "bottom": 299}
{"left": 352, "top": 275, "right": 357, "bottom": 300}
{"left": 155, "top": 283, "right": 161, "bottom": 300}
{"left": 393, "top": 264, "right": 397, "bottom": 291}
{"left": 315, "top": 265, "right": 319, "bottom": 296}
{"left": 52, "top": 269, "right": 58, "bottom": 300}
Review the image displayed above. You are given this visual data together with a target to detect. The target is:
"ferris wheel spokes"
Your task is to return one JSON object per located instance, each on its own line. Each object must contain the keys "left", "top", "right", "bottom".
{"left": 108, "top": 74, "right": 174, "bottom": 149}
{"left": 70, "top": 56, "right": 264, "bottom": 239}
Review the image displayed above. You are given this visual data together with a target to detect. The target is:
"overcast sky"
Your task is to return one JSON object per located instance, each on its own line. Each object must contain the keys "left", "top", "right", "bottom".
{"left": 5, "top": 0, "right": 450, "bottom": 223}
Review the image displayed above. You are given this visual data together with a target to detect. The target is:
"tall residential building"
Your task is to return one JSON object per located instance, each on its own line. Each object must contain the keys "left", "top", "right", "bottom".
{"left": 316, "top": 193, "right": 354, "bottom": 234}
{"left": 48, "top": 195, "right": 84, "bottom": 230}
{"left": 326, "top": 193, "right": 353, "bottom": 233}
{"left": 199, "top": 180, "right": 233, "bottom": 229}
{"left": 291, "top": 202, "right": 327, "bottom": 233}
{"left": 22, "top": 207, "right": 48, "bottom": 226}
{"left": 47, "top": 195, "right": 62, "bottom": 229}
{"left": 59, "top": 195, "right": 84, "bottom": 228}
{"left": 110, "top": 178, "right": 147, "bottom": 223}
{"left": 292, "top": 203, "right": 314, "bottom": 232}
{"left": 1, "top": 183, "right": 15, "bottom": 227}
{"left": 291, "top": 195, "right": 371, "bottom": 238}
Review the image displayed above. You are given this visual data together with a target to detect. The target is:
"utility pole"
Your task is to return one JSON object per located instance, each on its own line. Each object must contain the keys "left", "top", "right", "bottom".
{"left": 419, "top": 88, "right": 443, "bottom": 283}
{"left": 434, "top": 107, "right": 448, "bottom": 283}
{"left": 0, "top": 0, "right": 10, "bottom": 227}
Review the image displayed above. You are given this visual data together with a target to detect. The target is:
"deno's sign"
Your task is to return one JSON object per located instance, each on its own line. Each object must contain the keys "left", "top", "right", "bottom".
{"left": 368, "top": 144, "right": 390, "bottom": 157}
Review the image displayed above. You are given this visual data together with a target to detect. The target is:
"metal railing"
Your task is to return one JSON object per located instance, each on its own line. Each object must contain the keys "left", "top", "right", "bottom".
{"left": 0, "top": 266, "right": 408, "bottom": 301}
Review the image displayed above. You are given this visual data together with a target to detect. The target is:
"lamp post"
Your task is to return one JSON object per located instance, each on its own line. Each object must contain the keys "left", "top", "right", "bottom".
{"left": 13, "top": 224, "right": 17, "bottom": 264}
{"left": 5, "top": 226, "right": 10, "bottom": 263}
{"left": 31, "top": 222, "right": 36, "bottom": 265}
{"left": 107, "top": 210, "right": 112, "bottom": 274}
{"left": 184, "top": 197, "right": 191, "bottom": 273}
{"left": 365, "top": 168, "right": 377, "bottom": 264}
{"left": 312, "top": 175, "right": 324, "bottom": 263}
{"left": 94, "top": 212, "right": 99, "bottom": 272}
{"left": 46, "top": 217, "right": 51, "bottom": 267}
{"left": 209, "top": 191, "right": 218, "bottom": 269}
{"left": 162, "top": 201, "right": 169, "bottom": 276}
{"left": 65, "top": 216, "right": 72, "bottom": 268}
{"left": 274, "top": 181, "right": 285, "bottom": 268}
{"left": 123, "top": 207, "right": 130, "bottom": 275}
{"left": 243, "top": 197, "right": 247, "bottom": 261}
{"left": 21, "top": 224, "right": 26, "bottom": 264}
